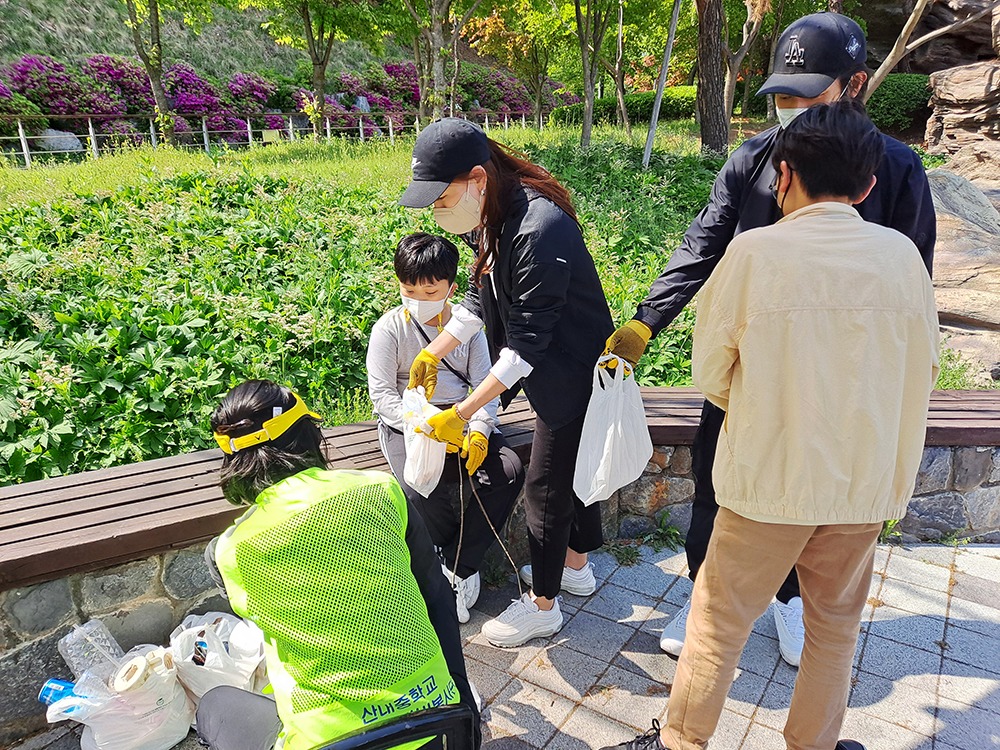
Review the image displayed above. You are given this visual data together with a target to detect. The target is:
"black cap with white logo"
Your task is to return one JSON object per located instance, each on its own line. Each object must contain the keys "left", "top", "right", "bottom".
{"left": 757, "top": 12, "right": 867, "bottom": 99}
{"left": 398, "top": 118, "right": 491, "bottom": 208}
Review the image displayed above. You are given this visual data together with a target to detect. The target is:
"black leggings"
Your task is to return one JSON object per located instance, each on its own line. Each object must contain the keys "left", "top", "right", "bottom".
{"left": 379, "top": 423, "right": 523, "bottom": 579}
{"left": 687, "top": 400, "right": 801, "bottom": 603}
{"left": 523, "top": 411, "right": 605, "bottom": 599}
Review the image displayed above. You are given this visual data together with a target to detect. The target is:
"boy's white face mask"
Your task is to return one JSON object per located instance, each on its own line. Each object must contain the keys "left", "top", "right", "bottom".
{"left": 433, "top": 183, "right": 483, "bottom": 235}
{"left": 401, "top": 296, "right": 447, "bottom": 324}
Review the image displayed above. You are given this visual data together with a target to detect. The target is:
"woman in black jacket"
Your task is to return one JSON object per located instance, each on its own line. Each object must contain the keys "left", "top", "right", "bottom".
{"left": 399, "top": 118, "right": 614, "bottom": 647}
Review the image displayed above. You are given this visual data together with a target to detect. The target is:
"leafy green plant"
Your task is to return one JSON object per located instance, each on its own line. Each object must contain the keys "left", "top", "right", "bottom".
{"left": 550, "top": 87, "right": 697, "bottom": 126}
{"left": 866, "top": 74, "right": 931, "bottom": 134}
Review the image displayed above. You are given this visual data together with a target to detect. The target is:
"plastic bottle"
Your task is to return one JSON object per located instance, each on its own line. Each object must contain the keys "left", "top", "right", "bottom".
{"left": 57, "top": 621, "right": 126, "bottom": 682}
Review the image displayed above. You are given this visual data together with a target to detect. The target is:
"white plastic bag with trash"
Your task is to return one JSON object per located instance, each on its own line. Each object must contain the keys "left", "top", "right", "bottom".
{"left": 574, "top": 355, "right": 653, "bottom": 506}
{"left": 47, "top": 646, "right": 194, "bottom": 750}
{"left": 169, "top": 611, "right": 267, "bottom": 703}
{"left": 401, "top": 386, "right": 448, "bottom": 497}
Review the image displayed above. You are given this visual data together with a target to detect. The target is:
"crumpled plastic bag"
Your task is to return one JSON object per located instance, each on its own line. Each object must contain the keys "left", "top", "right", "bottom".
{"left": 169, "top": 611, "right": 267, "bottom": 704}
{"left": 47, "top": 646, "right": 194, "bottom": 750}
{"left": 402, "top": 387, "right": 448, "bottom": 497}
{"left": 574, "top": 355, "right": 654, "bottom": 506}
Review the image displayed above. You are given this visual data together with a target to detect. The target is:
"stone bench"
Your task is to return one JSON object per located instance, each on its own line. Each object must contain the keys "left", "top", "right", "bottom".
{"left": 2, "top": 387, "right": 999, "bottom": 745}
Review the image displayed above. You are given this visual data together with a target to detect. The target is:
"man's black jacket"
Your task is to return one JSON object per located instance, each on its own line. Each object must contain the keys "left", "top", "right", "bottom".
{"left": 634, "top": 126, "right": 936, "bottom": 336}
{"left": 458, "top": 185, "right": 614, "bottom": 430}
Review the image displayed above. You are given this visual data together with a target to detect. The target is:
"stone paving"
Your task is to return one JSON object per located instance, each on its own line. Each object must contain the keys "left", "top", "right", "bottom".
{"left": 13, "top": 543, "right": 1000, "bottom": 750}
{"left": 462, "top": 543, "right": 1000, "bottom": 749}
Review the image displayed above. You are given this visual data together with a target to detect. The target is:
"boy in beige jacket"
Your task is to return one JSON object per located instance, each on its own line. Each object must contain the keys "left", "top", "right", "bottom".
{"left": 602, "top": 101, "right": 939, "bottom": 750}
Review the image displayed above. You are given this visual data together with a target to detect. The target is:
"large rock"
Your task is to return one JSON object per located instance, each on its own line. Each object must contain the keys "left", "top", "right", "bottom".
{"left": 945, "top": 143, "right": 1000, "bottom": 191}
{"left": 926, "top": 60, "right": 1000, "bottom": 153}
{"left": 33, "top": 129, "right": 83, "bottom": 153}
{"left": 926, "top": 168, "right": 1000, "bottom": 379}
{"left": 865, "top": 0, "right": 998, "bottom": 73}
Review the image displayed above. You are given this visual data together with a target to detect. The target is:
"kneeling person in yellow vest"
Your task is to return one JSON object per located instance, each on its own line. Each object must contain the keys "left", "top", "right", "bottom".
{"left": 199, "top": 379, "right": 481, "bottom": 750}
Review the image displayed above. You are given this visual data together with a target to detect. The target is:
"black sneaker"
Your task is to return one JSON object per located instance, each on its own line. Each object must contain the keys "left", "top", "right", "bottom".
{"left": 835, "top": 742, "right": 867, "bottom": 750}
{"left": 598, "top": 719, "right": 668, "bottom": 750}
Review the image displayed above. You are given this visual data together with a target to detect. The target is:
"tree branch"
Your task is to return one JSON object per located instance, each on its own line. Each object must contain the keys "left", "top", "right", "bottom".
{"left": 905, "top": 0, "right": 1000, "bottom": 53}
{"left": 148, "top": 0, "right": 162, "bottom": 63}
{"left": 300, "top": 2, "right": 318, "bottom": 62}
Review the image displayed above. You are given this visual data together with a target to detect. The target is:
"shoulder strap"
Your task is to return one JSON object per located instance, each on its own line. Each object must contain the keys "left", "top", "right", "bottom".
{"left": 410, "top": 318, "right": 474, "bottom": 390}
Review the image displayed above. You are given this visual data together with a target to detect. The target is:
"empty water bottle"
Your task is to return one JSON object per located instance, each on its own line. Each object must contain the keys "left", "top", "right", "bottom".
{"left": 58, "top": 620, "right": 125, "bottom": 682}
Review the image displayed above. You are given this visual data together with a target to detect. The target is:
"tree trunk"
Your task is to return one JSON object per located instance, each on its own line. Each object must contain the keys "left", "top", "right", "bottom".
{"left": 148, "top": 67, "right": 174, "bottom": 144}
{"left": 828, "top": 0, "right": 842, "bottom": 11}
{"left": 311, "top": 63, "right": 327, "bottom": 136}
{"left": 430, "top": 20, "right": 448, "bottom": 119}
{"left": 723, "top": 3, "right": 763, "bottom": 123}
{"left": 614, "top": 0, "right": 630, "bottom": 135}
{"left": 765, "top": 0, "right": 786, "bottom": 121}
{"left": 124, "top": 0, "right": 174, "bottom": 144}
{"left": 449, "top": 21, "right": 460, "bottom": 117}
{"left": 741, "top": 63, "right": 753, "bottom": 115}
{"left": 575, "top": 0, "right": 595, "bottom": 147}
{"left": 696, "top": 0, "right": 728, "bottom": 155}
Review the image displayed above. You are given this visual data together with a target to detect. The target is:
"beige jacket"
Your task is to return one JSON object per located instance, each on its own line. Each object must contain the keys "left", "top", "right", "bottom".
{"left": 693, "top": 202, "right": 940, "bottom": 525}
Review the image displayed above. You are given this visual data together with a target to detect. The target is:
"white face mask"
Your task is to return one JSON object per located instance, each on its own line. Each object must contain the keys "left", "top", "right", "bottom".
{"left": 401, "top": 295, "right": 447, "bottom": 325}
{"left": 776, "top": 107, "right": 809, "bottom": 129}
{"left": 433, "top": 184, "right": 483, "bottom": 235}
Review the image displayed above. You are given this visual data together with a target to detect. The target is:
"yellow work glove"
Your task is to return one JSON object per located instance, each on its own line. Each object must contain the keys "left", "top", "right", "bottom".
{"left": 408, "top": 348, "right": 441, "bottom": 401}
{"left": 461, "top": 431, "right": 489, "bottom": 475}
{"left": 603, "top": 320, "right": 653, "bottom": 367}
{"left": 422, "top": 406, "right": 467, "bottom": 451}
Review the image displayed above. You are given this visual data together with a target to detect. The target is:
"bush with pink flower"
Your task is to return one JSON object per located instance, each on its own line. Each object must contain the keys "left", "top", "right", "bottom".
{"left": 82, "top": 55, "right": 154, "bottom": 115}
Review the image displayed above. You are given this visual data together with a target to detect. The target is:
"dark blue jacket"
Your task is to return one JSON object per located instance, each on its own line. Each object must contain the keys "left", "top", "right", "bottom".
{"left": 635, "top": 126, "right": 936, "bottom": 336}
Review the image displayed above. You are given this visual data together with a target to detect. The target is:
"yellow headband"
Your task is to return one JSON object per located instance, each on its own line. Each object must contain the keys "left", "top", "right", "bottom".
{"left": 214, "top": 393, "right": 322, "bottom": 455}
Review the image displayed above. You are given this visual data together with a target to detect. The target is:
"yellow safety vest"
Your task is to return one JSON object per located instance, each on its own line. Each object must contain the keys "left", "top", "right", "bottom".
{"left": 215, "top": 468, "right": 458, "bottom": 750}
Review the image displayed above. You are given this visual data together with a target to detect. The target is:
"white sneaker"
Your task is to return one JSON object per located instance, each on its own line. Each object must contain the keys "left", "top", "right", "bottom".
{"left": 481, "top": 593, "right": 563, "bottom": 647}
{"left": 458, "top": 571, "right": 481, "bottom": 610}
{"left": 442, "top": 564, "right": 470, "bottom": 624}
{"left": 771, "top": 596, "right": 805, "bottom": 667}
{"left": 659, "top": 599, "right": 691, "bottom": 656}
{"left": 518, "top": 562, "right": 596, "bottom": 596}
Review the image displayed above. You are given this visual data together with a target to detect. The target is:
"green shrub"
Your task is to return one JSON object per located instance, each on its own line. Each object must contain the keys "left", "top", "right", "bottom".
{"left": 0, "top": 92, "right": 48, "bottom": 139}
{"left": 866, "top": 73, "right": 931, "bottom": 134}
{"left": 550, "top": 86, "right": 697, "bottom": 126}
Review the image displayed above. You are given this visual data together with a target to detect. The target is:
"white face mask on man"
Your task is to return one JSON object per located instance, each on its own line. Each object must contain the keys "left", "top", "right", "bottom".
{"left": 776, "top": 82, "right": 852, "bottom": 129}
{"left": 400, "top": 296, "right": 447, "bottom": 325}
{"left": 433, "top": 183, "right": 483, "bottom": 235}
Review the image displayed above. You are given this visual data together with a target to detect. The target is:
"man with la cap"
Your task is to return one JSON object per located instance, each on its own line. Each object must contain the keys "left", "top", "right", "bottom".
{"left": 603, "top": 11, "right": 935, "bottom": 668}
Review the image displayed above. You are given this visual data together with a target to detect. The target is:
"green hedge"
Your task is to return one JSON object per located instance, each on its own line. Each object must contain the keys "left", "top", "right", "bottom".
{"left": 550, "top": 87, "right": 697, "bottom": 126}
{"left": 0, "top": 93, "right": 48, "bottom": 139}
{"left": 866, "top": 73, "right": 931, "bottom": 134}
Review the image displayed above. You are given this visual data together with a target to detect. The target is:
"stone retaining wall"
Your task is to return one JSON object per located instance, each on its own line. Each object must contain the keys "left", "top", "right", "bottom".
{"left": 3, "top": 443, "right": 998, "bottom": 747}
{"left": 0, "top": 544, "right": 229, "bottom": 747}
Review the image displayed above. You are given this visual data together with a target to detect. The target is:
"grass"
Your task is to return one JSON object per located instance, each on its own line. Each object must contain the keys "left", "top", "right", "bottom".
{"left": 0, "top": 124, "right": 981, "bottom": 484}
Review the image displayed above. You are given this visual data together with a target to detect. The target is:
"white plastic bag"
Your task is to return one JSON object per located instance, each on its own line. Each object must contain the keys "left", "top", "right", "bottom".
{"left": 47, "top": 647, "right": 194, "bottom": 750}
{"left": 574, "top": 355, "right": 654, "bottom": 506}
{"left": 169, "top": 612, "right": 266, "bottom": 703}
{"left": 401, "top": 387, "right": 448, "bottom": 497}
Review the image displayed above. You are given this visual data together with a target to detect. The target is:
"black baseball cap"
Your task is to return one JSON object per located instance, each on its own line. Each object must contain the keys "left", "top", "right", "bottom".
{"left": 757, "top": 13, "right": 867, "bottom": 99}
{"left": 398, "top": 118, "right": 491, "bottom": 208}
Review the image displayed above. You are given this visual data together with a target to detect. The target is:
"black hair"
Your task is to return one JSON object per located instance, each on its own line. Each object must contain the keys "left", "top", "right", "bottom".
{"left": 210, "top": 379, "right": 326, "bottom": 505}
{"left": 393, "top": 232, "right": 460, "bottom": 285}
{"left": 772, "top": 99, "right": 884, "bottom": 201}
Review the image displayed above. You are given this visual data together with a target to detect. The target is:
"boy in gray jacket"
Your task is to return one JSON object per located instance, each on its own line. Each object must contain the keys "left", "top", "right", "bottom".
{"left": 367, "top": 233, "right": 524, "bottom": 624}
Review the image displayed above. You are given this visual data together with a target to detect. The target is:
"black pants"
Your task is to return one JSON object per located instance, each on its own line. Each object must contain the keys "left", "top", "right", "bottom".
{"left": 525, "top": 411, "right": 605, "bottom": 599}
{"left": 196, "top": 686, "right": 446, "bottom": 750}
{"left": 688, "top": 400, "right": 801, "bottom": 604}
{"left": 380, "top": 423, "right": 524, "bottom": 579}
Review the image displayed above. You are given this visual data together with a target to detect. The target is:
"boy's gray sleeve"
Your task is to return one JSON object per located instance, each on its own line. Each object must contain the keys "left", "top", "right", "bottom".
{"left": 467, "top": 332, "right": 499, "bottom": 435}
{"left": 366, "top": 319, "right": 406, "bottom": 431}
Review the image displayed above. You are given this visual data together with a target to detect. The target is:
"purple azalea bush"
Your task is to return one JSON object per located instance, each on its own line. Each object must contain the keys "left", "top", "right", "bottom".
{"left": 0, "top": 79, "right": 11, "bottom": 100}
{"left": 82, "top": 55, "right": 154, "bottom": 115}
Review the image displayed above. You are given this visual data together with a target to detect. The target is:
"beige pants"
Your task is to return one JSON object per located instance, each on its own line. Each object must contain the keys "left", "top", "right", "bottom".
{"left": 663, "top": 507, "right": 881, "bottom": 750}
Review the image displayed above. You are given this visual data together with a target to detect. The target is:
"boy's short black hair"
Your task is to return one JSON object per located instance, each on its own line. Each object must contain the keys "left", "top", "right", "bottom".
{"left": 772, "top": 99, "right": 884, "bottom": 202}
{"left": 394, "top": 232, "right": 460, "bottom": 285}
